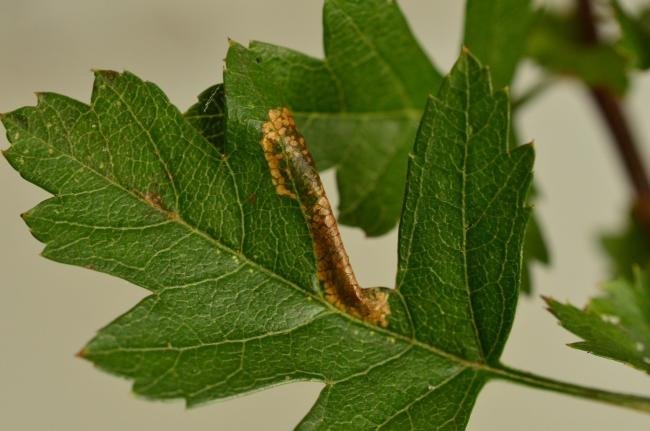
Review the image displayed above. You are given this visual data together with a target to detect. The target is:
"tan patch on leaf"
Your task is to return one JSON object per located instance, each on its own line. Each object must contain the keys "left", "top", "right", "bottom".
{"left": 261, "top": 108, "right": 389, "bottom": 327}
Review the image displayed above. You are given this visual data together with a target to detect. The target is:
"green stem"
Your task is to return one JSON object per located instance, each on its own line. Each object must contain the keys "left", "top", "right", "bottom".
{"left": 491, "top": 365, "right": 650, "bottom": 413}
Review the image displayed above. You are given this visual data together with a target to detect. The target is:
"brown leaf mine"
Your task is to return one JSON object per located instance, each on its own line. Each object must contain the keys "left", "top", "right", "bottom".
{"left": 261, "top": 108, "right": 390, "bottom": 327}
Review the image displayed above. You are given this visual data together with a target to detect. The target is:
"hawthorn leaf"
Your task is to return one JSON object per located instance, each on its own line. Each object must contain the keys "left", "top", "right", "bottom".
{"left": 2, "top": 50, "right": 534, "bottom": 429}
{"left": 463, "top": 0, "right": 534, "bottom": 89}
{"left": 545, "top": 269, "right": 650, "bottom": 373}
{"left": 224, "top": 0, "right": 442, "bottom": 236}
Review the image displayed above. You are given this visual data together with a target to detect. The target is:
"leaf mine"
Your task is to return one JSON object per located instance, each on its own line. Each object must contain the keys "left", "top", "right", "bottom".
{"left": 261, "top": 107, "right": 390, "bottom": 327}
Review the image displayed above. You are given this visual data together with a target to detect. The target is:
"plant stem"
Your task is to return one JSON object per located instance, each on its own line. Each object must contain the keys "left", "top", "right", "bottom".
{"left": 576, "top": 0, "right": 650, "bottom": 231}
{"left": 589, "top": 87, "right": 650, "bottom": 196}
{"left": 492, "top": 365, "right": 650, "bottom": 413}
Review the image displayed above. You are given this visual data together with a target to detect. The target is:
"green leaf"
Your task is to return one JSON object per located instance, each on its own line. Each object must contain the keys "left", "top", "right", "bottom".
{"left": 545, "top": 269, "right": 650, "bottom": 373}
{"left": 614, "top": 0, "right": 650, "bottom": 70}
{"left": 224, "top": 0, "right": 442, "bottom": 236}
{"left": 2, "top": 51, "right": 534, "bottom": 429}
{"left": 527, "top": 9, "right": 629, "bottom": 95}
{"left": 601, "top": 213, "right": 650, "bottom": 279}
{"left": 463, "top": 0, "right": 534, "bottom": 89}
{"left": 396, "top": 49, "right": 534, "bottom": 362}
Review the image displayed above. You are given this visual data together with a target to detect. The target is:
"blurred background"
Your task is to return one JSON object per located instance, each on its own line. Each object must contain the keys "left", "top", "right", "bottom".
{"left": 1, "top": 0, "right": 650, "bottom": 429}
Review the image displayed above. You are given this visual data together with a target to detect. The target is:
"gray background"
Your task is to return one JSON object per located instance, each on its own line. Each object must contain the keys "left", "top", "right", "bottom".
{"left": 1, "top": 0, "right": 649, "bottom": 429}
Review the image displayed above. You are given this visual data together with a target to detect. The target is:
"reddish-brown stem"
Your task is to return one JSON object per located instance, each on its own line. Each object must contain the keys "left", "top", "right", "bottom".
{"left": 576, "top": 0, "right": 650, "bottom": 230}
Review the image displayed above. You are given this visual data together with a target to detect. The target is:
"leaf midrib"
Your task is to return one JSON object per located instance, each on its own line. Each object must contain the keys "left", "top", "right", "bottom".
{"left": 460, "top": 65, "right": 487, "bottom": 361}
{"left": 86, "top": 309, "right": 337, "bottom": 356}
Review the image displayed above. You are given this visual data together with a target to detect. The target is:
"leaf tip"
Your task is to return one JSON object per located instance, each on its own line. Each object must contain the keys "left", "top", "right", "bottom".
{"left": 541, "top": 296, "right": 568, "bottom": 322}
{"left": 541, "top": 295, "right": 558, "bottom": 311}
{"left": 459, "top": 45, "right": 481, "bottom": 63}
{"left": 92, "top": 69, "right": 120, "bottom": 82}
{"left": 35, "top": 92, "right": 54, "bottom": 107}
{"left": 75, "top": 347, "right": 88, "bottom": 359}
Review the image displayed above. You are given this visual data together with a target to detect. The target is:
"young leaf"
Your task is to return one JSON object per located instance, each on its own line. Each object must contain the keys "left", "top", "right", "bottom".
{"left": 2, "top": 50, "right": 538, "bottom": 429}
{"left": 545, "top": 269, "right": 650, "bottom": 373}
{"left": 463, "top": 0, "right": 534, "bottom": 89}
{"left": 224, "top": 0, "right": 442, "bottom": 236}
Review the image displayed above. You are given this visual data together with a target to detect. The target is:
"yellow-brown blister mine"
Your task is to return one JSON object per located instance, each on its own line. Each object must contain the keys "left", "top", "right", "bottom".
{"left": 261, "top": 108, "right": 390, "bottom": 327}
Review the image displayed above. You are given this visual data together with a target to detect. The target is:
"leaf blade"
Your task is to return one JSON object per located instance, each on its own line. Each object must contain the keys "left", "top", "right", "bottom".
{"left": 396, "top": 52, "right": 534, "bottom": 362}
{"left": 3, "top": 72, "right": 312, "bottom": 293}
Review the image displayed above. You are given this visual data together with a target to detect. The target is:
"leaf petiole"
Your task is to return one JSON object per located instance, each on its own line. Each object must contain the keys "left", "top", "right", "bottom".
{"left": 491, "top": 364, "right": 650, "bottom": 413}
